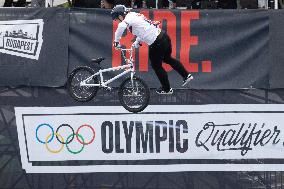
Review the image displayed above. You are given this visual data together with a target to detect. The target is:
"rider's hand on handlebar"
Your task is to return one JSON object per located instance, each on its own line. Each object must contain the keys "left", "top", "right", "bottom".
{"left": 113, "top": 41, "right": 121, "bottom": 49}
{"left": 132, "top": 41, "right": 142, "bottom": 49}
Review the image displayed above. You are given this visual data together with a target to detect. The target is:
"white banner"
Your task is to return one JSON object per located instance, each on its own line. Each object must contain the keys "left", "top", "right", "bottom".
{"left": 0, "top": 19, "right": 43, "bottom": 60}
{"left": 15, "top": 105, "right": 284, "bottom": 173}
{"left": 46, "top": 0, "right": 68, "bottom": 7}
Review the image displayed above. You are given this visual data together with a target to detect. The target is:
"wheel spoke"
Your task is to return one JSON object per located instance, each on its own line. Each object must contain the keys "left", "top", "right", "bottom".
{"left": 68, "top": 68, "right": 98, "bottom": 101}
{"left": 119, "top": 78, "right": 149, "bottom": 112}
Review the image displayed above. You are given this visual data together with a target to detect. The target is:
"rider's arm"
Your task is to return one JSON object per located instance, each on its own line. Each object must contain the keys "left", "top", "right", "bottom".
{"left": 114, "top": 21, "right": 127, "bottom": 42}
{"left": 135, "top": 37, "right": 141, "bottom": 43}
{"left": 132, "top": 37, "right": 142, "bottom": 48}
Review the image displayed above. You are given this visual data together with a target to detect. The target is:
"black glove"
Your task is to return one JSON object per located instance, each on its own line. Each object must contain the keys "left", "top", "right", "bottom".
{"left": 132, "top": 41, "right": 142, "bottom": 48}
{"left": 113, "top": 41, "right": 120, "bottom": 48}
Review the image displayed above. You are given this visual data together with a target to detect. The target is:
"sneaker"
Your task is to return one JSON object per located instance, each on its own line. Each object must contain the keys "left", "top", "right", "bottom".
{"left": 182, "top": 74, "right": 193, "bottom": 86}
{"left": 156, "top": 87, "right": 173, "bottom": 95}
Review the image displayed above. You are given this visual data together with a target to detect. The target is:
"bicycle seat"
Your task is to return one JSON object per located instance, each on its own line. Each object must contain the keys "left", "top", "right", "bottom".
{"left": 91, "top": 57, "right": 105, "bottom": 64}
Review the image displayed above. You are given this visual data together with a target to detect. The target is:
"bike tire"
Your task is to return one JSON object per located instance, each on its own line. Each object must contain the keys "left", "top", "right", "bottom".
{"left": 67, "top": 66, "right": 99, "bottom": 102}
{"left": 118, "top": 77, "right": 150, "bottom": 113}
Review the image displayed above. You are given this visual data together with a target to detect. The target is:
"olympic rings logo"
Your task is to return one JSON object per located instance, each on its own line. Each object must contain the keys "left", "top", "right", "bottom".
{"left": 36, "top": 123, "right": 96, "bottom": 154}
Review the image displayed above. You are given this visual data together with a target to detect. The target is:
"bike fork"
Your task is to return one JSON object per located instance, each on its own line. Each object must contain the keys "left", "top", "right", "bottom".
{"left": 130, "top": 71, "right": 135, "bottom": 88}
{"left": 130, "top": 71, "right": 139, "bottom": 93}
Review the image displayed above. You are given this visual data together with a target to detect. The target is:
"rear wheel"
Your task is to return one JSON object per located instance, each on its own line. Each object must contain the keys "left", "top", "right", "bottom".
{"left": 67, "top": 67, "right": 99, "bottom": 102}
{"left": 118, "top": 77, "right": 150, "bottom": 113}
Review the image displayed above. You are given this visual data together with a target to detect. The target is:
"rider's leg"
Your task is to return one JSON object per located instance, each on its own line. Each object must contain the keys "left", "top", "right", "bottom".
{"left": 163, "top": 33, "right": 189, "bottom": 79}
{"left": 149, "top": 41, "right": 171, "bottom": 92}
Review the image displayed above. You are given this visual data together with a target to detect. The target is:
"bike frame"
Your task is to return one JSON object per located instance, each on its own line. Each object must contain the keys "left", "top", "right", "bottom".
{"left": 80, "top": 48, "right": 135, "bottom": 88}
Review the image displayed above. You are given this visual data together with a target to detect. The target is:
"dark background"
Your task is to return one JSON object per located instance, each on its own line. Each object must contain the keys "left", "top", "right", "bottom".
{"left": 0, "top": 8, "right": 69, "bottom": 86}
{"left": 1, "top": 8, "right": 284, "bottom": 89}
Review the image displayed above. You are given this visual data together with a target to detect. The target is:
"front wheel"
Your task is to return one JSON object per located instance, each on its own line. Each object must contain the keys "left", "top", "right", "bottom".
{"left": 118, "top": 77, "right": 150, "bottom": 113}
{"left": 67, "top": 67, "right": 99, "bottom": 102}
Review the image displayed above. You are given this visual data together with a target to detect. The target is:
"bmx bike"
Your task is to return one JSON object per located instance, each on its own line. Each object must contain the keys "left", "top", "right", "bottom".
{"left": 67, "top": 46, "right": 150, "bottom": 113}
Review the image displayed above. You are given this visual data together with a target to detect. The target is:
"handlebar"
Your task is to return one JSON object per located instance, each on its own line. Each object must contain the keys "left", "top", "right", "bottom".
{"left": 116, "top": 44, "right": 133, "bottom": 52}
{"left": 115, "top": 45, "right": 134, "bottom": 63}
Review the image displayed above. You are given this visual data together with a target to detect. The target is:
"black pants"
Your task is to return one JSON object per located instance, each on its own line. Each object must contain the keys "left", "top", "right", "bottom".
{"left": 149, "top": 31, "right": 188, "bottom": 91}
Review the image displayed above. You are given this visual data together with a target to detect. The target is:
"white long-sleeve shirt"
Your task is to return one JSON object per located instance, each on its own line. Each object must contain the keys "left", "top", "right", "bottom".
{"left": 114, "top": 12, "right": 161, "bottom": 45}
